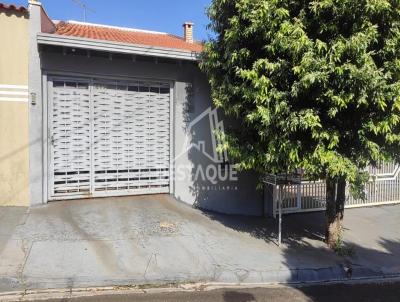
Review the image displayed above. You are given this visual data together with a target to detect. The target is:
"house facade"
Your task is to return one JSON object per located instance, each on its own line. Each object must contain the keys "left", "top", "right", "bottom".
{"left": 26, "top": 1, "right": 263, "bottom": 215}
{"left": 0, "top": 3, "right": 29, "bottom": 206}
{"left": 1, "top": 1, "right": 398, "bottom": 215}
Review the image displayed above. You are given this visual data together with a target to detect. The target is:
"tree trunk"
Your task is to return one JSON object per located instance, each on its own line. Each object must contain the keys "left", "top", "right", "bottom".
{"left": 325, "top": 176, "right": 346, "bottom": 248}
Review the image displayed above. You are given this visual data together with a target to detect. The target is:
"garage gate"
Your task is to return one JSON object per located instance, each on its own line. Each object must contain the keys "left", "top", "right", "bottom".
{"left": 48, "top": 77, "right": 171, "bottom": 200}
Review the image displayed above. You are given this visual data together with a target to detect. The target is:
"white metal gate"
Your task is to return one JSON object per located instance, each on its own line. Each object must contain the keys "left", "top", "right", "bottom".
{"left": 48, "top": 77, "right": 171, "bottom": 200}
{"left": 275, "top": 162, "right": 400, "bottom": 215}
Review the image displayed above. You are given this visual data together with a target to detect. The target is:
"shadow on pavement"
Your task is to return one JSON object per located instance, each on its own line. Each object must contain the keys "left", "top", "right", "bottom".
{"left": 201, "top": 207, "right": 400, "bottom": 282}
{"left": 201, "top": 210, "right": 326, "bottom": 247}
{"left": 223, "top": 291, "right": 256, "bottom": 302}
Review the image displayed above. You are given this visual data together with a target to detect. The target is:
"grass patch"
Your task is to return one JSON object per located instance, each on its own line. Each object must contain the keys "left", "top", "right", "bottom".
{"left": 333, "top": 226, "right": 356, "bottom": 257}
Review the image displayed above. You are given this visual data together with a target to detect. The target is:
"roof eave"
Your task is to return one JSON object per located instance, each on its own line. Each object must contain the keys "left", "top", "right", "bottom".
{"left": 37, "top": 33, "right": 202, "bottom": 61}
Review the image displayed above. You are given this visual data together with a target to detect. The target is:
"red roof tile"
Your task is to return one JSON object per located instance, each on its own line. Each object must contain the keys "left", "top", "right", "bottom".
{"left": 0, "top": 2, "right": 27, "bottom": 13}
{"left": 54, "top": 21, "right": 203, "bottom": 53}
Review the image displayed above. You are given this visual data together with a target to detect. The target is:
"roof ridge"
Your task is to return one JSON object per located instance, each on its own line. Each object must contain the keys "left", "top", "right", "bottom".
{"left": 67, "top": 20, "right": 168, "bottom": 36}
{"left": 52, "top": 20, "right": 204, "bottom": 53}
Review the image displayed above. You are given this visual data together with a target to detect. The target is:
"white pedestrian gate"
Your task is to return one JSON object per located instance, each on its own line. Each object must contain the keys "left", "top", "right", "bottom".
{"left": 48, "top": 77, "right": 171, "bottom": 200}
{"left": 273, "top": 162, "right": 400, "bottom": 215}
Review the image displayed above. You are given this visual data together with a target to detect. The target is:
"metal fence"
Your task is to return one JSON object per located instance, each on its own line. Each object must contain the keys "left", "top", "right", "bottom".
{"left": 277, "top": 162, "right": 400, "bottom": 214}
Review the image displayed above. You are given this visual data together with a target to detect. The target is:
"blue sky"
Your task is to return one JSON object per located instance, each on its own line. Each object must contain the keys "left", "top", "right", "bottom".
{"left": 12, "top": 0, "right": 212, "bottom": 41}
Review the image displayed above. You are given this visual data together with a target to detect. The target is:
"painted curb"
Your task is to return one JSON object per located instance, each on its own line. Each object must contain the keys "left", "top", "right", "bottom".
{"left": 1, "top": 275, "right": 400, "bottom": 301}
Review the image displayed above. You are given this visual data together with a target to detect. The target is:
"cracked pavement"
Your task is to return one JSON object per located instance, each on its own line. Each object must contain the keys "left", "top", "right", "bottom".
{"left": 0, "top": 195, "right": 399, "bottom": 292}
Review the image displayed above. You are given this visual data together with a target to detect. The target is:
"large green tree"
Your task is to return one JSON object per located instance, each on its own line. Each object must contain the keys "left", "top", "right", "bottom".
{"left": 201, "top": 0, "right": 400, "bottom": 247}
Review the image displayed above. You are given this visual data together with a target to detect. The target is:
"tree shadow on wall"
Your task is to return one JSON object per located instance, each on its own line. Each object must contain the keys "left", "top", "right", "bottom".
{"left": 179, "top": 80, "right": 263, "bottom": 216}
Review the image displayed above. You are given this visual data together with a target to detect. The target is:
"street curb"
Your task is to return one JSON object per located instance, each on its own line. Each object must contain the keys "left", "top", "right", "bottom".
{"left": 1, "top": 276, "right": 400, "bottom": 301}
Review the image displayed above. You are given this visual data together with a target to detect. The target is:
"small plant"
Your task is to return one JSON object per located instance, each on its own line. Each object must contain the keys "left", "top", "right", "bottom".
{"left": 333, "top": 226, "right": 355, "bottom": 257}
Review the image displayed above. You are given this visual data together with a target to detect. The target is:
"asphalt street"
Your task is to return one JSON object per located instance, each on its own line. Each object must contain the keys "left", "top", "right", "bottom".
{"left": 29, "top": 281, "right": 400, "bottom": 302}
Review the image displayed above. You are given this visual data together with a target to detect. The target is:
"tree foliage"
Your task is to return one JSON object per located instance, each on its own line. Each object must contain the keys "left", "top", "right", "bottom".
{"left": 201, "top": 0, "right": 400, "bottom": 187}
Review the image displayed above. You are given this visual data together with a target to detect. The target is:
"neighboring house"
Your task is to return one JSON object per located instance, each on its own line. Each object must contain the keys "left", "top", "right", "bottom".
{"left": 26, "top": 1, "right": 263, "bottom": 215}
{"left": 0, "top": 3, "right": 29, "bottom": 206}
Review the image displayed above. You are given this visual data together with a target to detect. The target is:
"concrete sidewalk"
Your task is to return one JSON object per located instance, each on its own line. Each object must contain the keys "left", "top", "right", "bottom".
{"left": 0, "top": 195, "right": 399, "bottom": 292}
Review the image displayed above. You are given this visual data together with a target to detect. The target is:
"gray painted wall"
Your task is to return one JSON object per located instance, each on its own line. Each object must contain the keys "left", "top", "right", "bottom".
{"left": 31, "top": 49, "right": 264, "bottom": 215}
{"left": 28, "top": 1, "right": 44, "bottom": 206}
